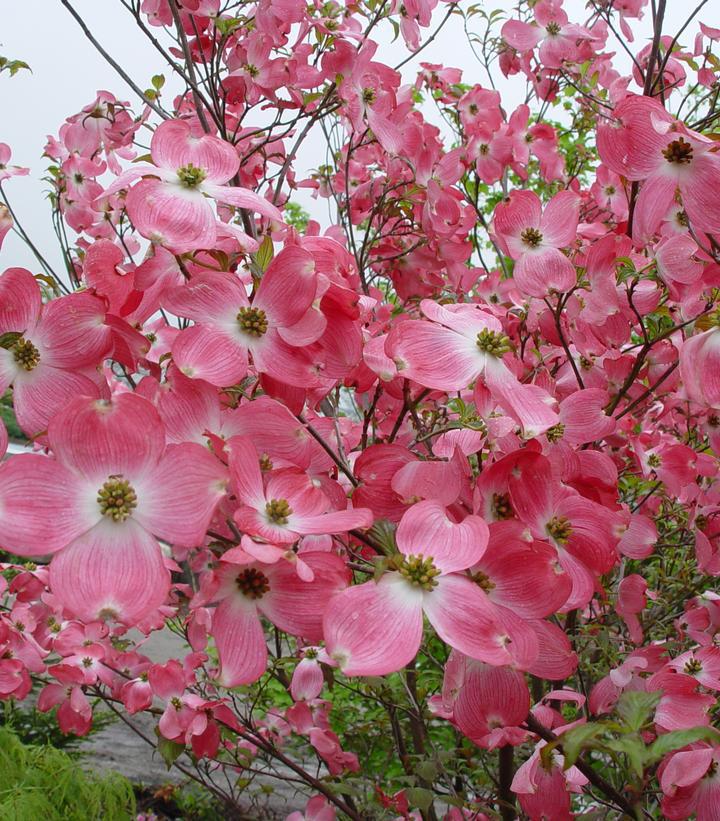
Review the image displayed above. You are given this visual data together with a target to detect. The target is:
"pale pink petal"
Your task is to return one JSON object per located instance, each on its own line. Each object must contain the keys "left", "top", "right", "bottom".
{"left": 171, "top": 325, "right": 248, "bottom": 385}
{"left": 291, "top": 658, "right": 324, "bottom": 701}
{"left": 49, "top": 519, "right": 169, "bottom": 624}
{"left": 162, "top": 272, "right": 246, "bottom": 326}
{"left": 126, "top": 178, "right": 217, "bottom": 254}
{"left": 501, "top": 19, "right": 544, "bottom": 50}
{"left": 135, "top": 443, "right": 228, "bottom": 545}
{"left": 213, "top": 596, "right": 267, "bottom": 687}
{"left": 0, "top": 454, "right": 98, "bottom": 555}
{"left": 483, "top": 357, "right": 559, "bottom": 437}
{"left": 205, "top": 182, "right": 283, "bottom": 223}
{"left": 540, "top": 191, "right": 580, "bottom": 247}
{"left": 151, "top": 120, "right": 240, "bottom": 184}
{"left": 514, "top": 248, "right": 576, "bottom": 297}
{"left": 291, "top": 507, "right": 374, "bottom": 537}
{"left": 632, "top": 174, "right": 677, "bottom": 240}
{"left": 396, "top": 500, "right": 489, "bottom": 574}
{"left": 423, "top": 575, "right": 518, "bottom": 666}
{"left": 250, "top": 330, "right": 323, "bottom": 388}
{"left": 35, "top": 293, "right": 110, "bottom": 368}
{"left": 386, "top": 321, "right": 481, "bottom": 391}
{"left": 324, "top": 575, "right": 424, "bottom": 676}
{"left": 391, "top": 460, "right": 462, "bottom": 506}
{"left": 227, "top": 435, "right": 266, "bottom": 508}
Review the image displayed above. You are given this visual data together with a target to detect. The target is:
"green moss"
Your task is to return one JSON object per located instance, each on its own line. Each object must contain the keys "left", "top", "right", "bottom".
{"left": 0, "top": 727, "right": 136, "bottom": 821}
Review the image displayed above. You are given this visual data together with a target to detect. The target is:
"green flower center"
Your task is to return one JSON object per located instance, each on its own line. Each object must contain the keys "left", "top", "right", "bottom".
{"left": 176, "top": 163, "right": 207, "bottom": 188}
{"left": 398, "top": 554, "right": 440, "bottom": 591}
{"left": 546, "top": 423, "right": 565, "bottom": 443}
{"left": 12, "top": 337, "right": 40, "bottom": 371}
{"left": 362, "top": 87, "right": 376, "bottom": 105}
{"left": 662, "top": 137, "right": 693, "bottom": 164}
{"left": 236, "top": 567, "right": 270, "bottom": 599}
{"left": 472, "top": 571, "right": 496, "bottom": 593}
{"left": 243, "top": 63, "right": 259, "bottom": 77}
{"left": 266, "top": 498, "right": 292, "bottom": 525}
{"left": 521, "top": 227, "right": 543, "bottom": 247}
{"left": 237, "top": 306, "right": 268, "bottom": 337}
{"left": 547, "top": 515, "right": 572, "bottom": 544}
{"left": 492, "top": 492, "right": 514, "bottom": 520}
{"left": 546, "top": 21, "right": 561, "bottom": 35}
{"left": 97, "top": 476, "right": 137, "bottom": 522}
{"left": 476, "top": 329, "right": 513, "bottom": 357}
{"left": 684, "top": 658, "right": 703, "bottom": 675}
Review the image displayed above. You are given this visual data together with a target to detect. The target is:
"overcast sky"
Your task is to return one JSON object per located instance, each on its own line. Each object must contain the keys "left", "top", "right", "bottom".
{"left": 0, "top": 0, "right": 696, "bottom": 273}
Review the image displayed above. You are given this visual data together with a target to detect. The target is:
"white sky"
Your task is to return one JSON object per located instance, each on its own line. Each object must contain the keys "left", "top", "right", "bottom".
{"left": 0, "top": 0, "right": 696, "bottom": 273}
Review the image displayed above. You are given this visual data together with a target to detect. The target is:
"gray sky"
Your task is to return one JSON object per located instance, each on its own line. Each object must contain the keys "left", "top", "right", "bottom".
{"left": 0, "top": 0, "right": 695, "bottom": 273}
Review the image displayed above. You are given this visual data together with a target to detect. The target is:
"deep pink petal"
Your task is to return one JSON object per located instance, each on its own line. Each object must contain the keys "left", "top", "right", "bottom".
{"left": 204, "top": 182, "right": 283, "bottom": 223}
{"left": 227, "top": 435, "right": 266, "bottom": 508}
{"left": 396, "top": 500, "right": 489, "bottom": 574}
{"left": 483, "top": 357, "right": 559, "bottom": 437}
{"left": 501, "top": 19, "right": 543, "bottom": 51}
{"left": 324, "top": 575, "right": 424, "bottom": 676}
{"left": 49, "top": 393, "right": 165, "bottom": 483}
{"left": 254, "top": 246, "right": 317, "bottom": 328}
{"left": 259, "top": 552, "right": 350, "bottom": 640}
{"left": 35, "top": 292, "right": 110, "bottom": 368}
{"left": 514, "top": 248, "right": 577, "bottom": 297}
{"left": 632, "top": 173, "right": 677, "bottom": 241}
{"left": 49, "top": 519, "right": 169, "bottom": 624}
{"left": 0, "top": 267, "right": 41, "bottom": 333}
{"left": 151, "top": 120, "right": 239, "bottom": 184}
{"left": 291, "top": 507, "right": 374, "bottom": 537}
{"left": 162, "top": 272, "right": 246, "bottom": 325}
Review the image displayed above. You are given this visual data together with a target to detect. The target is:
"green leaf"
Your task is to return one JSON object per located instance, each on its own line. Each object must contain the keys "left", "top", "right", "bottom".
{"left": 650, "top": 727, "right": 720, "bottom": 761}
{"left": 155, "top": 730, "right": 185, "bottom": 769}
{"left": 605, "top": 735, "right": 647, "bottom": 779}
{"left": 151, "top": 73, "right": 165, "bottom": 90}
{"left": 560, "top": 723, "right": 608, "bottom": 768}
{"left": 406, "top": 787, "right": 434, "bottom": 812}
{"left": 254, "top": 235, "right": 274, "bottom": 272}
{"left": 0, "top": 331, "right": 22, "bottom": 350}
{"left": 616, "top": 691, "right": 662, "bottom": 732}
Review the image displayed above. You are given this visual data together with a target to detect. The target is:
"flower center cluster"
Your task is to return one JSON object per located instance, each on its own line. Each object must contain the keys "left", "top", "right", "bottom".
{"left": 237, "top": 306, "right": 269, "bottom": 337}
{"left": 12, "top": 337, "right": 40, "bottom": 371}
{"left": 545, "top": 21, "right": 561, "bottom": 35}
{"left": 521, "top": 227, "right": 543, "bottom": 247}
{"left": 472, "top": 571, "right": 496, "bottom": 593}
{"left": 266, "top": 498, "right": 292, "bottom": 525}
{"left": 476, "top": 328, "right": 513, "bottom": 357}
{"left": 176, "top": 163, "right": 207, "bottom": 188}
{"left": 684, "top": 658, "right": 703, "bottom": 675}
{"left": 97, "top": 476, "right": 137, "bottom": 522}
{"left": 243, "top": 63, "right": 259, "bottom": 77}
{"left": 492, "top": 492, "right": 514, "bottom": 520}
{"left": 547, "top": 515, "right": 573, "bottom": 544}
{"left": 236, "top": 567, "right": 270, "bottom": 599}
{"left": 546, "top": 423, "right": 565, "bottom": 443}
{"left": 362, "top": 87, "right": 376, "bottom": 105}
{"left": 662, "top": 137, "right": 693, "bottom": 165}
{"left": 398, "top": 554, "right": 440, "bottom": 591}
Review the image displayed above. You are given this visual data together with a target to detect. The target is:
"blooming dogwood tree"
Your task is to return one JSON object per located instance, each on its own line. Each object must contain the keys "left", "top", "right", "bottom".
{"left": 2, "top": 0, "right": 720, "bottom": 818}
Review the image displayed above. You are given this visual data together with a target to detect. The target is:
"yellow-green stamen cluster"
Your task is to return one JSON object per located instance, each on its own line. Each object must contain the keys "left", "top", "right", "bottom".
{"left": 546, "top": 21, "right": 561, "bottom": 35}
{"left": 684, "top": 658, "right": 703, "bottom": 675}
{"left": 547, "top": 515, "right": 573, "bottom": 544}
{"left": 520, "top": 227, "right": 543, "bottom": 247}
{"left": 236, "top": 567, "right": 270, "bottom": 599}
{"left": 662, "top": 137, "right": 693, "bottom": 164}
{"left": 476, "top": 328, "right": 513, "bottom": 357}
{"left": 266, "top": 498, "right": 292, "bottom": 525}
{"left": 97, "top": 476, "right": 137, "bottom": 522}
{"left": 12, "top": 337, "right": 40, "bottom": 371}
{"left": 492, "top": 492, "right": 514, "bottom": 520}
{"left": 176, "top": 163, "right": 207, "bottom": 188}
{"left": 237, "top": 306, "right": 268, "bottom": 337}
{"left": 472, "top": 571, "right": 496, "bottom": 593}
{"left": 398, "top": 554, "right": 440, "bottom": 591}
{"left": 546, "top": 423, "right": 565, "bottom": 443}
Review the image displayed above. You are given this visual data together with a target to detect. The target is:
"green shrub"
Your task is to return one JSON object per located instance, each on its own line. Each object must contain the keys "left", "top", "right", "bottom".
{"left": 0, "top": 727, "right": 136, "bottom": 821}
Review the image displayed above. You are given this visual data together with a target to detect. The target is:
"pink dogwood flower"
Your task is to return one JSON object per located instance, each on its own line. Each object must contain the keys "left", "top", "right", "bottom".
{"left": 493, "top": 189, "right": 580, "bottom": 297}
{"left": 386, "top": 300, "right": 559, "bottom": 436}
{"left": 102, "top": 119, "right": 283, "bottom": 252}
{"left": 0, "top": 267, "right": 111, "bottom": 437}
{"left": 0, "top": 393, "right": 228, "bottom": 624}
{"left": 324, "top": 500, "right": 536, "bottom": 675}
{"left": 162, "top": 245, "right": 324, "bottom": 387}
